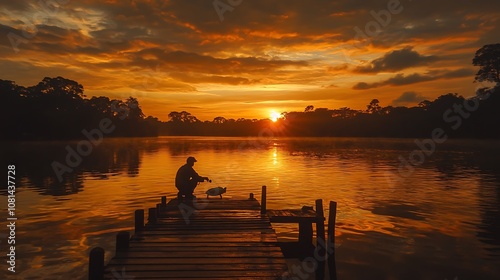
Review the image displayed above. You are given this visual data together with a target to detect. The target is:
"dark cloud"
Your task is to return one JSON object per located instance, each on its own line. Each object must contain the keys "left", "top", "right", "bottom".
{"left": 354, "top": 46, "right": 437, "bottom": 73}
{"left": 128, "top": 49, "right": 308, "bottom": 75}
{"left": 353, "top": 73, "right": 432, "bottom": 89}
{"left": 393, "top": 91, "right": 428, "bottom": 105}
{"left": 169, "top": 72, "right": 257, "bottom": 85}
{"left": 440, "top": 68, "right": 475, "bottom": 78}
{"left": 353, "top": 68, "right": 474, "bottom": 90}
{"left": 0, "top": 0, "right": 33, "bottom": 12}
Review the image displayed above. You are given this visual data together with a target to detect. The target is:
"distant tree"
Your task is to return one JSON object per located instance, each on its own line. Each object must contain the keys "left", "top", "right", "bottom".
{"left": 29, "top": 76, "right": 84, "bottom": 99}
{"left": 181, "top": 111, "right": 199, "bottom": 123}
{"left": 418, "top": 100, "right": 432, "bottom": 109}
{"left": 213, "top": 116, "right": 227, "bottom": 124}
{"left": 304, "top": 105, "right": 314, "bottom": 112}
{"left": 380, "top": 105, "right": 394, "bottom": 115}
{"left": 168, "top": 111, "right": 182, "bottom": 122}
{"left": 0, "top": 79, "right": 25, "bottom": 95}
{"left": 125, "top": 97, "right": 145, "bottom": 120}
{"left": 314, "top": 108, "right": 329, "bottom": 112}
{"left": 366, "top": 99, "right": 381, "bottom": 114}
{"left": 168, "top": 111, "right": 199, "bottom": 123}
{"left": 473, "top": 44, "right": 500, "bottom": 84}
{"left": 88, "top": 96, "right": 113, "bottom": 116}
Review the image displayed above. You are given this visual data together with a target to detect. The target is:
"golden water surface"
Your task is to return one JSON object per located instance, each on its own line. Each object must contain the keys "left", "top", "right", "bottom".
{"left": 1, "top": 137, "right": 499, "bottom": 279}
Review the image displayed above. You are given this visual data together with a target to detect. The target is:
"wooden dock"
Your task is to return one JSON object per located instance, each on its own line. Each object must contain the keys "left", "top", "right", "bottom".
{"left": 88, "top": 187, "right": 337, "bottom": 280}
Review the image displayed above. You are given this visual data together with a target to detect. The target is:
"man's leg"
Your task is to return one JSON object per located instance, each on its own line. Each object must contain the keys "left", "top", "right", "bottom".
{"left": 176, "top": 187, "right": 185, "bottom": 200}
{"left": 185, "top": 180, "right": 198, "bottom": 198}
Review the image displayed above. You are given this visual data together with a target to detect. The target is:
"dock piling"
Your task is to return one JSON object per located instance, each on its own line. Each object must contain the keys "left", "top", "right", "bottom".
{"left": 249, "top": 193, "right": 254, "bottom": 200}
{"left": 298, "top": 221, "right": 313, "bottom": 250}
{"left": 88, "top": 247, "right": 104, "bottom": 280}
{"left": 134, "top": 209, "right": 144, "bottom": 233}
{"left": 261, "top": 185, "right": 267, "bottom": 214}
{"left": 315, "top": 199, "right": 326, "bottom": 257}
{"left": 116, "top": 231, "right": 130, "bottom": 253}
{"left": 148, "top": 207, "right": 157, "bottom": 224}
{"left": 327, "top": 201, "right": 338, "bottom": 280}
{"left": 327, "top": 201, "right": 337, "bottom": 253}
{"left": 315, "top": 199, "right": 326, "bottom": 279}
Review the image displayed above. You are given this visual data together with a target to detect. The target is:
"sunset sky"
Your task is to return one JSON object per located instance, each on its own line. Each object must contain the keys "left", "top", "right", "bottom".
{"left": 1, "top": 0, "right": 499, "bottom": 121}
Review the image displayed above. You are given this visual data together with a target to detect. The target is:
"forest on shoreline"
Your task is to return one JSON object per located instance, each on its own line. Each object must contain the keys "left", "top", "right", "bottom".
{"left": 1, "top": 76, "right": 499, "bottom": 140}
{"left": 2, "top": 44, "right": 499, "bottom": 140}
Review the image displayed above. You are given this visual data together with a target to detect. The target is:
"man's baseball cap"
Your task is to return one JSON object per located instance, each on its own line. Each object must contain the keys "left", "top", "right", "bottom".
{"left": 187, "top": 156, "right": 197, "bottom": 163}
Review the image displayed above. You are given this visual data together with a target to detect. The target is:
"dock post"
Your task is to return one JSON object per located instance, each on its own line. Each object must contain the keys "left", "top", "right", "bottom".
{"left": 88, "top": 247, "right": 104, "bottom": 280}
{"left": 148, "top": 207, "right": 157, "bottom": 224}
{"left": 315, "top": 199, "right": 326, "bottom": 256}
{"left": 261, "top": 185, "right": 267, "bottom": 214}
{"left": 298, "top": 222, "right": 313, "bottom": 251}
{"left": 158, "top": 196, "right": 167, "bottom": 214}
{"left": 116, "top": 231, "right": 130, "bottom": 253}
{"left": 327, "top": 201, "right": 338, "bottom": 280}
{"left": 135, "top": 209, "right": 144, "bottom": 233}
{"left": 327, "top": 201, "right": 337, "bottom": 254}
{"left": 315, "top": 199, "right": 326, "bottom": 280}
{"left": 249, "top": 193, "right": 254, "bottom": 200}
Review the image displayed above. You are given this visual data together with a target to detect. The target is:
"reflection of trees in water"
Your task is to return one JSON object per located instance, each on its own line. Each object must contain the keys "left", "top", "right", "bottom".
{"left": 0, "top": 140, "right": 142, "bottom": 196}
{"left": 420, "top": 142, "right": 500, "bottom": 255}
{"left": 474, "top": 149, "right": 500, "bottom": 256}
{"left": 389, "top": 141, "right": 500, "bottom": 255}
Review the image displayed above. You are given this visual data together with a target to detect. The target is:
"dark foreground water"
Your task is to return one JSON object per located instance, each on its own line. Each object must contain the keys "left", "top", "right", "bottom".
{"left": 1, "top": 137, "right": 499, "bottom": 279}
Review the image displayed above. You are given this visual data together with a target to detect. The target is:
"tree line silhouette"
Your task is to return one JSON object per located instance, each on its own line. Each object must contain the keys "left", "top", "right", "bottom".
{"left": 0, "top": 76, "right": 160, "bottom": 140}
{"left": 2, "top": 44, "right": 499, "bottom": 140}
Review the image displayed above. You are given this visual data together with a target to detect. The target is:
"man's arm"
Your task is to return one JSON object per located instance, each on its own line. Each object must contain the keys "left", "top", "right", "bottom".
{"left": 197, "top": 175, "right": 210, "bottom": 182}
{"left": 190, "top": 167, "right": 209, "bottom": 182}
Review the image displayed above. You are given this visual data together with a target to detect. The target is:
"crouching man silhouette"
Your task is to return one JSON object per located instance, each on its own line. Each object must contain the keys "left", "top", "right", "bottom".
{"left": 175, "top": 156, "right": 210, "bottom": 200}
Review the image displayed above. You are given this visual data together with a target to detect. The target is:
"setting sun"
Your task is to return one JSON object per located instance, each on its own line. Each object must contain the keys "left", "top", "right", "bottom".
{"left": 270, "top": 111, "right": 281, "bottom": 122}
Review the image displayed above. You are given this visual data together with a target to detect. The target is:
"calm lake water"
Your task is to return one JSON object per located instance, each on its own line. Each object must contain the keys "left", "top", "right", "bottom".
{"left": 1, "top": 136, "right": 499, "bottom": 279}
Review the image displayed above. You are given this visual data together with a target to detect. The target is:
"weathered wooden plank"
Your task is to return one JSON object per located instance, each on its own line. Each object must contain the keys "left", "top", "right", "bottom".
{"left": 127, "top": 245, "right": 283, "bottom": 252}
{"left": 142, "top": 226, "right": 273, "bottom": 231}
{"left": 151, "top": 220, "right": 272, "bottom": 225}
{"left": 154, "top": 220, "right": 269, "bottom": 224}
{"left": 131, "top": 238, "right": 278, "bottom": 244}
{"left": 157, "top": 215, "right": 268, "bottom": 220}
{"left": 105, "top": 263, "right": 287, "bottom": 271}
{"left": 141, "top": 228, "right": 275, "bottom": 234}
{"left": 112, "top": 250, "right": 285, "bottom": 258}
{"left": 103, "top": 270, "right": 284, "bottom": 279}
{"left": 126, "top": 241, "right": 277, "bottom": 247}
{"left": 105, "top": 277, "right": 282, "bottom": 280}
{"left": 133, "top": 232, "right": 277, "bottom": 239}
{"left": 139, "top": 228, "right": 273, "bottom": 233}
{"left": 268, "top": 214, "right": 322, "bottom": 223}
{"left": 108, "top": 257, "right": 286, "bottom": 265}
